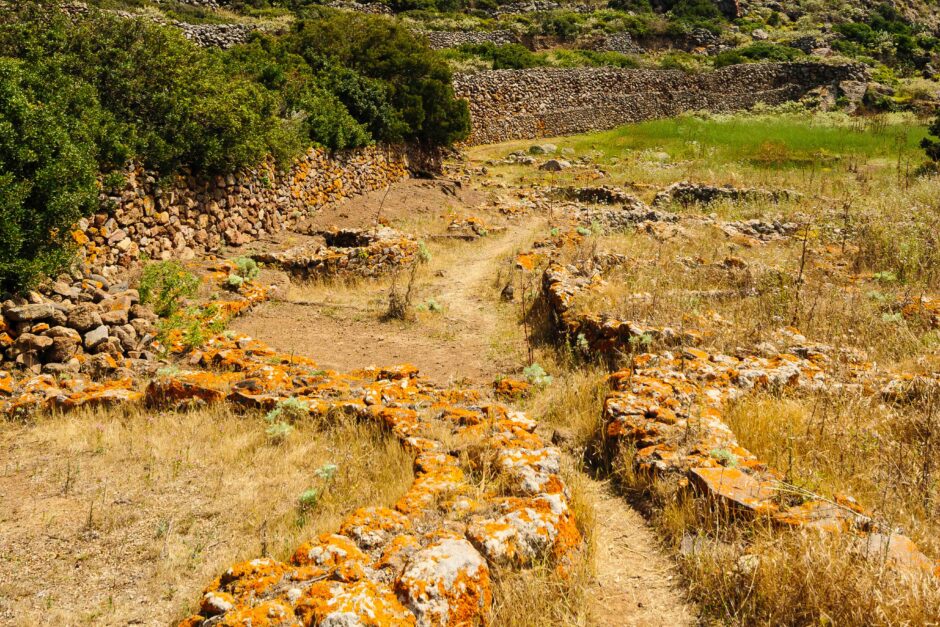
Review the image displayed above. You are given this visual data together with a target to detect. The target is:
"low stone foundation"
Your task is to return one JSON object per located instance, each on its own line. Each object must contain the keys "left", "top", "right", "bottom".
{"left": 78, "top": 145, "right": 410, "bottom": 278}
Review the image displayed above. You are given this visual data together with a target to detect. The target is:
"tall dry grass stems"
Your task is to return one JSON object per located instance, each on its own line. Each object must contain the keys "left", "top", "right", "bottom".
{"left": 0, "top": 403, "right": 412, "bottom": 623}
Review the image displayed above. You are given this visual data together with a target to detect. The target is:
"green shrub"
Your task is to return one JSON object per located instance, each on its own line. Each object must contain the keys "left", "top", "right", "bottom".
{"left": 234, "top": 256, "right": 260, "bottom": 281}
{"left": 523, "top": 362, "right": 553, "bottom": 387}
{"left": 0, "top": 4, "right": 471, "bottom": 294}
{"left": 0, "top": 5, "right": 289, "bottom": 175}
{"left": 607, "top": 0, "right": 653, "bottom": 12}
{"left": 832, "top": 4, "right": 935, "bottom": 72}
{"left": 0, "top": 58, "right": 102, "bottom": 294}
{"left": 286, "top": 9, "right": 470, "bottom": 146}
{"left": 457, "top": 42, "right": 543, "bottom": 69}
{"left": 922, "top": 114, "right": 940, "bottom": 162}
{"left": 138, "top": 261, "right": 200, "bottom": 318}
{"left": 539, "top": 13, "right": 580, "bottom": 42}
{"left": 659, "top": 50, "right": 704, "bottom": 72}
{"left": 713, "top": 42, "right": 804, "bottom": 68}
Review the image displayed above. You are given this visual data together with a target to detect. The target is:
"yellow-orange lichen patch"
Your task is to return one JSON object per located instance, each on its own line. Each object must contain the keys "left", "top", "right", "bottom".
{"left": 373, "top": 535, "right": 421, "bottom": 579}
{"left": 215, "top": 600, "right": 298, "bottom": 627}
{"left": 145, "top": 371, "right": 241, "bottom": 407}
{"left": 290, "top": 534, "right": 369, "bottom": 582}
{"left": 395, "top": 537, "right": 492, "bottom": 627}
{"left": 493, "top": 378, "right": 530, "bottom": 398}
{"left": 295, "top": 580, "right": 415, "bottom": 626}
{"left": 209, "top": 558, "right": 291, "bottom": 601}
{"left": 339, "top": 507, "right": 413, "bottom": 550}
{"left": 467, "top": 494, "right": 581, "bottom": 569}
{"left": 0, "top": 371, "right": 13, "bottom": 397}
{"left": 689, "top": 467, "right": 779, "bottom": 516}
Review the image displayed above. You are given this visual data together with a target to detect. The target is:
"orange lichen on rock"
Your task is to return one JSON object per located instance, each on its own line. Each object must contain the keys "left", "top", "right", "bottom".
{"left": 295, "top": 580, "right": 415, "bottom": 626}
{"left": 1, "top": 258, "right": 586, "bottom": 626}
{"left": 394, "top": 537, "right": 492, "bottom": 627}
{"left": 339, "top": 507, "right": 413, "bottom": 550}
{"left": 493, "top": 377, "right": 530, "bottom": 398}
{"left": 145, "top": 371, "right": 238, "bottom": 407}
{"left": 541, "top": 257, "right": 939, "bottom": 578}
{"left": 0, "top": 371, "right": 13, "bottom": 397}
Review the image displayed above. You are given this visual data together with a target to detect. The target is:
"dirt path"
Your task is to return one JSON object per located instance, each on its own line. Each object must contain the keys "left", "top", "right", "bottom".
{"left": 231, "top": 176, "right": 696, "bottom": 625}
{"left": 233, "top": 186, "right": 545, "bottom": 386}
{"left": 585, "top": 479, "right": 695, "bottom": 626}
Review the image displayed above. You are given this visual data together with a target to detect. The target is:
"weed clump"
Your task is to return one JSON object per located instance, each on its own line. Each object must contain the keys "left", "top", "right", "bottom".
{"left": 139, "top": 261, "right": 200, "bottom": 318}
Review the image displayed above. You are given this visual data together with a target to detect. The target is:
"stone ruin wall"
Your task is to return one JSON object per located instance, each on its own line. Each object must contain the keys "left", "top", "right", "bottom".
{"left": 454, "top": 62, "right": 869, "bottom": 145}
{"left": 80, "top": 145, "right": 410, "bottom": 277}
{"left": 422, "top": 29, "right": 520, "bottom": 50}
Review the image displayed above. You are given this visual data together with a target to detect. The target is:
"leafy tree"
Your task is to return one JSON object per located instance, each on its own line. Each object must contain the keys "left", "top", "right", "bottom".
{"left": 0, "top": 4, "right": 288, "bottom": 174}
{"left": 0, "top": 59, "right": 102, "bottom": 293}
{"left": 0, "top": 3, "right": 471, "bottom": 293}
{"left": 923, "top": 114, "right": 940, "bottom": 162}
{"left": 285, "top": 10, "right": 470, "bottom": 145}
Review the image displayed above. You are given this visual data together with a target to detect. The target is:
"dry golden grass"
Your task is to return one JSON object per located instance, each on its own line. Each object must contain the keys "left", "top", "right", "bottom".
{"left": 566, "top": 223, "right": 938, "bottom": 363}
{"left": 475, "top": 112, "right": 940, "bottom": 624}
{"left": 681, "top": 529, "right": 940, "bottom": 626}
{"left": 0, "top": 404, "right": 411, "bottom": 625}
{"left": 611, "top": 447, "right": 940, "bottom": 626}
{"left": 725, "top": 390, "right": 940, "bottom": 559}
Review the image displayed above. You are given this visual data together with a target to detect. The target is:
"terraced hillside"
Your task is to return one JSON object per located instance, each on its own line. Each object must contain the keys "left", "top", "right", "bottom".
{"left": 2, "top": 1, "right": 940, "bottom": 626}
{"left": 4, "top": 108, "right": 940, "bottom": 624}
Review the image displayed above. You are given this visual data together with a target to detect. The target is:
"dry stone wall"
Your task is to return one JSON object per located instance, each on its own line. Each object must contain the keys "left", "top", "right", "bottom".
{"left": 79, "top": 146, "right": 410, "bottom": 278}
{"left": 454, "top": 62, "right": 869, "bottom": 144}
{"left": 422, "top": 29, "right": 520, "bottom": 49}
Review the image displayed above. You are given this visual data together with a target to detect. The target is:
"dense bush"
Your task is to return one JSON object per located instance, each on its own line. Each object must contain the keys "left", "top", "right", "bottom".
{"left": 0, "top": 2, "right": 469, "bottom": 293}
{"left": 284, "top": 10, "right": 470, "bottom": 146}
{"left": 0, "top": 59, "right": 102, "bottom": 293}
{"left": 445, "top": 43, "right": 641, "bottom": 70}
{"left": 713, "top": 42, "right": 804, "bottom": 68}
{"left": 923, "top": 115, "right": 940, "bottom": 162}
{"left": 833, "top": 3, "right": 937, "bottom": 72}
{"left": 455, "top": 43, "right": 543, "bottom": 69}
{"left": 0, "top": 5, "right": 293, "bottom": 174}
{"left": 607, "top": 0, "right": 653, "bottom": 12}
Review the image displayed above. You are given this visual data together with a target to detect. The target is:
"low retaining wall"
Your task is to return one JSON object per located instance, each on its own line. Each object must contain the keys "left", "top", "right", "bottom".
{"left": 454, "top": 62, "right": 869, "bottom": 145}
{"left": 79, "top": 146, "right": 410, "bottom": 276}
{"left": 423, "top": 29, "right": 520, "bottom": 50}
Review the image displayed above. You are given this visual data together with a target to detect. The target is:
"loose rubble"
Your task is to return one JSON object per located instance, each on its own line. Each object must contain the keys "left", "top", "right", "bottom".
{"left": 652, "top": 181, "right": 800, "bottom": 208}
{"left": 0, "top": 271, "right": 159, "bottom": 377}
{"left": 251, "top": 228, "right": 420, "bottom": 280}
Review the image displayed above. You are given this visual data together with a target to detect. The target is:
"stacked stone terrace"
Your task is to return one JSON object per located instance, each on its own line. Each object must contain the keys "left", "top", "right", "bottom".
{"left": 79, "top": 146, "right": 409, "bottom": 278}
{"left": 454, "top": 62, "right": 869, "bottom": 144}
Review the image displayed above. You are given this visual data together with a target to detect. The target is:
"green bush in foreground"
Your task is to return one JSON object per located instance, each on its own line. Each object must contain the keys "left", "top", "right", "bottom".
{"left": 138, "top": 261, "right": 200, "bottom": 318}
{"left": 0, "top": 59, "right": 102, "bottom": 294}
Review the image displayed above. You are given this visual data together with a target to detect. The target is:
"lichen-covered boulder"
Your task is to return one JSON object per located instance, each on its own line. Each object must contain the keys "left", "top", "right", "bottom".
{"left": 291, "top": 534, "right": 371, "bottom": 582}
{"left": 340, "top": 507, "right": 413, "bottom": 551}
{"left": 295, "top": 579, "right": 416, "bottom": 627}
{"left": 394, "top": 537, "right": 491, "bottom": 626}
{"left": 467, "top": 493, "right": 581, "bottom": 569}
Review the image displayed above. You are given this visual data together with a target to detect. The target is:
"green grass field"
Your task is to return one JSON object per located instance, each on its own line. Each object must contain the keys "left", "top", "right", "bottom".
{"left": 584, "top": 112, "right": 929, "bottom": 167}
{"left": 477, "top": 111, "right": 932, "bottom": 194}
